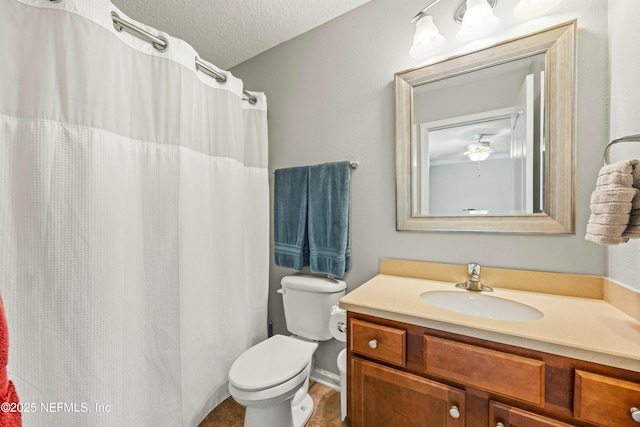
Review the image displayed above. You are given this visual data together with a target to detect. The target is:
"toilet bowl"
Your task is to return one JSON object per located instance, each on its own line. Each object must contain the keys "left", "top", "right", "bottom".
{"left": 228, "top": 334, "right": 318, "bottom": 427}
{"left": 228, "top": 275, "right": 347, "bottom": 427}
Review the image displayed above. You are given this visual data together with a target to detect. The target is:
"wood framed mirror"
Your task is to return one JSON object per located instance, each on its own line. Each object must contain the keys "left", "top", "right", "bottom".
{"left": 395, "top": 21, "right": 575, "bottom": 233}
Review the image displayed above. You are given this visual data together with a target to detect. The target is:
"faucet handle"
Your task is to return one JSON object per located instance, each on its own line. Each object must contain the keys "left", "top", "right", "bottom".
{"left": 468, "top": 262, "right": 480, "bottom": 277}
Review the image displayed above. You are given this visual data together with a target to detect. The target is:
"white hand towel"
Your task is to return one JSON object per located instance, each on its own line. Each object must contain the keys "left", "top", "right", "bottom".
{"left": 589, "top": 187, "right": 637, "bottom": 205}
{"left": 587, "top": 213, "right": 630, "bottom": 225}
{"left": 599, "top": 160, "right": 636, "bottom": 176}
{"left": 596, "top": 171, "right": 633, "bottom": 188}
{"left": 623, "top": 210, "right": 640, "bottom": 238}
{"left": 585, "top": 160, "right": 639, "bottom": 245}
{"left": 589, "top": 202, "right": 633, "bottom": 215}
{"left": 631, "top": 159, "right": 640, "bottom": 188}
{"left": 622, "top": 161, "right": 640, "bottom": 238}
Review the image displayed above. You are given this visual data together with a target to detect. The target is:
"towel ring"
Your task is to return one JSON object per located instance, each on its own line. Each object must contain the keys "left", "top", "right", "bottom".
{"left": 603, "top": 133, "right": 640, "bottom": 166}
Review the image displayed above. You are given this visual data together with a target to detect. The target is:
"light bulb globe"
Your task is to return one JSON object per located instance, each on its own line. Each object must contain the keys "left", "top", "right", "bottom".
{"left": 410, "top": 15, "right": 446, "bottom": 58}
{"left": 456, "top": 0, "right": 499, "bottom": 41}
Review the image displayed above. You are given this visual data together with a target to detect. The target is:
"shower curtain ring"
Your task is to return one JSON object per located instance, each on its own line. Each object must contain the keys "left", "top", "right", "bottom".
{"left": 111, "top": 12, "right": 169, "bottom": 52}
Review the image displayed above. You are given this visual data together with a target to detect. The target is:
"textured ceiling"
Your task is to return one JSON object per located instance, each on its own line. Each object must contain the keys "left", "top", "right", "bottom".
{"left": 111, "top": 0, "right": 372, "bottom": 70}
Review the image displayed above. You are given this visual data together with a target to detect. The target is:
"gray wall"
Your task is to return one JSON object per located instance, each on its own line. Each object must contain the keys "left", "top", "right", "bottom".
{"left": 232, "top": 0, "right": 609, "bottom": 374}
{"left": 607, "top": 0, "right": 640, "bottom": 289}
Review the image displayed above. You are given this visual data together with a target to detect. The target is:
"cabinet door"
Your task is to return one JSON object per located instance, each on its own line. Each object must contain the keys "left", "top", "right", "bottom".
{"left": 489, "top": 401, "right": 576, "bottom": 427}
{"left": 574, "top": 370, "right": 640, "bottom": 427}
{"left": 350, "top": 357, "right": 465, "bottom": 427}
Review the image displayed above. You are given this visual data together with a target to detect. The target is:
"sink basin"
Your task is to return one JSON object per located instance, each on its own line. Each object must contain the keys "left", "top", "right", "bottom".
{"left": 420, "top": 291, "right": 544, "bottom": 321}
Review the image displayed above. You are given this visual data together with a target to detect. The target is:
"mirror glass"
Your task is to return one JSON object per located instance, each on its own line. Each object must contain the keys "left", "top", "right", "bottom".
{"left": 396, "top": 22, "right": 575, "bottom": 233}
{"left": 413, "top": 53, "right": 545, "bottom": 216}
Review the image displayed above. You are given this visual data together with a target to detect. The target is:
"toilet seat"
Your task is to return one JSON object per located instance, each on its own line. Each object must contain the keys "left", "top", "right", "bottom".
{"left": 229, "top": 363, "right": 310, "bottom": 405}
{"left": 228, "top": 335, "right": 318, "bottom": 392}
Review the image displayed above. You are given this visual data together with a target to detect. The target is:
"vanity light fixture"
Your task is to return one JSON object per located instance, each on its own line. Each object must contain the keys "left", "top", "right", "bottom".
{"left": 409, "top": 0, "right": 564, "bottom": 59}
{"left": 409, "top": 0, "right": 498, "bottom": 59}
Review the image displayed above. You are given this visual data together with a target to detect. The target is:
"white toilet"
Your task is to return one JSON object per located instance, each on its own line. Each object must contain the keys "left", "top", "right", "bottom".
{"left": 228, "top": 275, "right": 347, "bottom": 427}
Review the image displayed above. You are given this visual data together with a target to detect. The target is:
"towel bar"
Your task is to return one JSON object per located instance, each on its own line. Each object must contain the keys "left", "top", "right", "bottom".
{"left": 272, "top": 160, "right": 359, "bottom": 174}
{"left": 603, "top": 133, "right": 640, "bottom": 166}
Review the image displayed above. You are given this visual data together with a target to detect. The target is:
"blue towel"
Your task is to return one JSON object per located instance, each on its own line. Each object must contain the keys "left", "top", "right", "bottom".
{"left": 308, "top": 162, "right": 351, "bottom": 278}
{"left": 274, "top": 166, "right": 309, "bottom": 270}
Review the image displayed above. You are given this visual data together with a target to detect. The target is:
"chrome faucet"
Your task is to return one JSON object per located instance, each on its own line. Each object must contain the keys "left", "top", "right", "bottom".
{"left": 456, "top": 262, "right": 493, "bottom": 292}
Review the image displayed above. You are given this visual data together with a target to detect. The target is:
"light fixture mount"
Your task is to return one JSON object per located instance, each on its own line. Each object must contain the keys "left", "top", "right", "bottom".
{"left": 411, "top": 0, "right": 447, "bottom": 23}
{"left": 454, "top": 0, "right": 498, "bottom": 24}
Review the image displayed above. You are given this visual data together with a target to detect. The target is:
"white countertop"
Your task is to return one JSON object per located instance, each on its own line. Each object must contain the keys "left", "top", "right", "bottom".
{"left": 340, "top": 274, "right": 640, "bottom": 372}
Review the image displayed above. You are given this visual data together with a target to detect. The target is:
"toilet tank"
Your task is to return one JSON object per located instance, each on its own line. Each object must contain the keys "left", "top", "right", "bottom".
{"left": 280, "top": 275, "right": 347, "bottom": 341}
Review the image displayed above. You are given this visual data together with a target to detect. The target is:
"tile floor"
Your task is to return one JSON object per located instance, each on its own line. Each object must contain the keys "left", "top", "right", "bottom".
{"left": 198, "top": 382, "right": 343, "bottom": 427}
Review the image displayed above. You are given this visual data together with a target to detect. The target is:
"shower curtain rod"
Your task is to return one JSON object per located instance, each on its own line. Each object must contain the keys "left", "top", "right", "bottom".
{"left": 110, "top": 12, "right": 258, "bottom": 105}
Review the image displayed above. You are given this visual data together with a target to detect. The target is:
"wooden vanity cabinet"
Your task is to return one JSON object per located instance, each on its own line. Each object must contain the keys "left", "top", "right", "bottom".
{"left": 347, "top": 313, "right": 640, "bottom": 427}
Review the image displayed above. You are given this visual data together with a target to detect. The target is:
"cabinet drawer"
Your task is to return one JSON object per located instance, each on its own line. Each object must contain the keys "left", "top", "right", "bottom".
{"left": 574, "top": 370, "right": 640, "bottom": 426}
{"left": 424, "top": 336, "right": 545, "bottom": 406}
{"left": 350, "top": 319, "right": 406, "bottom": 367}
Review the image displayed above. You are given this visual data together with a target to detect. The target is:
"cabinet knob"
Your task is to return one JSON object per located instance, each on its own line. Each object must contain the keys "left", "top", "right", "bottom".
{"left": 449, "top": 405, "right": 460, "bottom": 418}
{"left": 368, "top": 339, "right": 378, "bottom": 349}
{"left": 631, "top": 407, "right": 640, "bottom": 423}
{"left": 495, "top": 423, "right": 505, "bottom": 427}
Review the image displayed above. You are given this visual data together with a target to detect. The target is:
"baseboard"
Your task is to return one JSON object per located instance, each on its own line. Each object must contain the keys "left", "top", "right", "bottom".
{"left": 310, "top": 367, "right": 341, "bottom": 392}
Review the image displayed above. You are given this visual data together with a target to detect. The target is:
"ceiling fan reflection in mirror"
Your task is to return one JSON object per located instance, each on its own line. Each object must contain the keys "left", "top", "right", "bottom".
{"left": 464, "top": 133, "right": 495, "bottom": 175}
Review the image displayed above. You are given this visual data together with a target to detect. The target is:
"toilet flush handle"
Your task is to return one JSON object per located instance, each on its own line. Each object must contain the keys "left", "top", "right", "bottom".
{"left": 277, "top": 288, "right": 284, "bottom": 294}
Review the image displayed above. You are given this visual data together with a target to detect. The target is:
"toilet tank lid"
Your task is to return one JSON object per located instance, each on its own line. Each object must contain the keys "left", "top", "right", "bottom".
{"left": 281, "top": 275, "right": 346, "bottom": 293}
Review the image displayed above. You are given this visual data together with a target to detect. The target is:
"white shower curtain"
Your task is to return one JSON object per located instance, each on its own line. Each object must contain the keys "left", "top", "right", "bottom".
{"left": 0, "top": 1, "right": 269, "bottom": 426}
